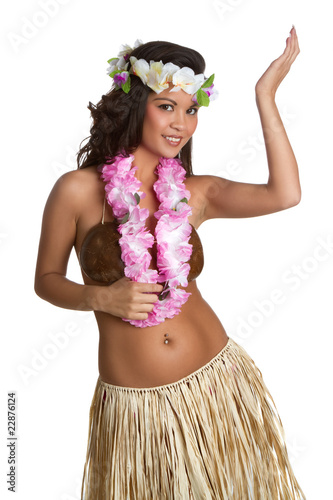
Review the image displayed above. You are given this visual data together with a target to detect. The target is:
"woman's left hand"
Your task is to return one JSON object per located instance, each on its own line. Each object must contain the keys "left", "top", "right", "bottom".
{"left": 255, "top": 26, "right": 300, "bottom": 99}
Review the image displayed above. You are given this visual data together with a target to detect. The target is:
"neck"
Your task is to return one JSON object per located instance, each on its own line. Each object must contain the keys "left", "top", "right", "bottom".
{"left": 132, "top": 148, "right": 166, "bottom": 183}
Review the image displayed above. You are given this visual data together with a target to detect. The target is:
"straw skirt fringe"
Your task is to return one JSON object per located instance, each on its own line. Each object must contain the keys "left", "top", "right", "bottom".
{"left": 81, "top": 337, "right": 305, "bottom": 499}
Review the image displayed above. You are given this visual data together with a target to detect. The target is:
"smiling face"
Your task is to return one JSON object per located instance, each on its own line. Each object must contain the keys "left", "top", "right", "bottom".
{"left": 136, "top": 86, "right": 199, "bottom": 162}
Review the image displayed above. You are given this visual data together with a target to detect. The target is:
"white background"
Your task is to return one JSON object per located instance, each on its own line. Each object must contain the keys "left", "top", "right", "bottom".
{"left": 1, "top": 0, "right": 332, "bottom": 498}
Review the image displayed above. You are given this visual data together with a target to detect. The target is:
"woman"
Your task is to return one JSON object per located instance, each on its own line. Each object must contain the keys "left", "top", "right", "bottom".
{"left": 34, "top": 30, "right": 305, "bottom": 499}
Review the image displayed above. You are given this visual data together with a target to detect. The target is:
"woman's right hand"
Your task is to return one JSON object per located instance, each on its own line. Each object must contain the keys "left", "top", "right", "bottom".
{"left": 94, "top": 277, "right": 164, "bottom": 321}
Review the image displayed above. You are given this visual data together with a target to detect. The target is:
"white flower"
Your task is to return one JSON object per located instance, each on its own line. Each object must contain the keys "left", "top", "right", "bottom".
{"left": 130, "top": 59, "right": 181, "bottom": 93}
{"left": 209, "top": 88, "right": 219, "bottom": 101}
{"left": 170, "top": 67, "right": 205, "bottom": 95}
{"left": 133, "top": 39, "right": 143, "bottom": 49}
{"left": 117, "top": 56, "right": 129, "bottom": 70}
{"left": 117, "top": 43, "right": 133, "bottom": 58}
{"left": 106, "top": 59, "right": 117, "bottom": 75}
{"left": 147, "top": 61, "right": 180, "bottom": 93}
{"left": 159, "top": 62, "right": 180, "bottom": 89}
{"left": 106, "top": 57, "right": 128, "bottom": 75}
{"left": 130, "top": 57, "right": 149, "bottom": 84}
{"left": 117, "top": 39, "right": 143, "bottom": 58}
{"left": 146, "top": 61, "right": 166, "bottom": 93}
{"left": 107, "top": 40, "right": 144, "bottom": 76}
{"left": 108, "top": 51, "right": 217, "bottom": 106}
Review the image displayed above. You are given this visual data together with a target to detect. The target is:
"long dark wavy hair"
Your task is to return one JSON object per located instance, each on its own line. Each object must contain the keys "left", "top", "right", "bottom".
{"left": 76, "top": 41, "right": 206, "bottom": 176}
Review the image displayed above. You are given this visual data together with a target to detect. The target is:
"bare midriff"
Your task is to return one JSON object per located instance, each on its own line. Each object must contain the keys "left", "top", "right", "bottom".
{"left": 77, "top": 274, "right": 229, "bottom": 388}
{"left": 95, "top": 281, "right": 228, "bottom": 388}
{"left": 73, "top": 167, "right": 229, "bottom": 388}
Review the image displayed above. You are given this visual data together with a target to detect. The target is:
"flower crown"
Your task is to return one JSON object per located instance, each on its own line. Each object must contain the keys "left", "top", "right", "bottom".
{"left": 106, "top": 39, "right": 218, "bottom": 107}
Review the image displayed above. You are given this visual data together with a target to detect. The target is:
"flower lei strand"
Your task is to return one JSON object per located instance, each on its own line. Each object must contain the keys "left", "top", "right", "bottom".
{"left": 100, "top": 154, "right": 193, "bottom": 328}
{"left": 106, "top": 39, "right": 218, "bottom": 107}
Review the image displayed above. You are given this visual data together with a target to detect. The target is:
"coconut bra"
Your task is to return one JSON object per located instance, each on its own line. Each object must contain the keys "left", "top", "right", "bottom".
{"left": 79, "top": 197, "right": 204, "bottom": 285}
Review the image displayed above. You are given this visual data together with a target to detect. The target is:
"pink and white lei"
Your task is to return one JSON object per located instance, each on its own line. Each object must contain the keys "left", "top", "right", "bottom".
{"left": 100, "top": 153, "right": 193, "bottom": 328}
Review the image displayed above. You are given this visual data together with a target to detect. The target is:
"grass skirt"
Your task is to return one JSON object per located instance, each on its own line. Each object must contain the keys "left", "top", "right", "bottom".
{"left": 81, "top": 337, "right": 305, "bottom": 499}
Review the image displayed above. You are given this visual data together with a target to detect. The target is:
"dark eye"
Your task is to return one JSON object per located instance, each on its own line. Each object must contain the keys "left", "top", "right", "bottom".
{"left": 158, "top": 104, "right": 173, "bottom": 111}
{"left": 187, "top": 107, "right": 198, "bottom": 115}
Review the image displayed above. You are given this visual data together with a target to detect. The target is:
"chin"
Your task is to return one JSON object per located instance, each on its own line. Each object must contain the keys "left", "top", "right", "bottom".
{"left": 163, "top": 152, "right": 180, "bottom": 159}
{"left": 161, "top": 146, "right": 183, "bottom": 159}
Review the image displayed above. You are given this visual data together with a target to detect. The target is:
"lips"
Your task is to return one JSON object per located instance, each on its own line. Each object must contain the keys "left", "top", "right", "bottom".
{"left": 162, "top": 135, "right": 182, "bottom": 147}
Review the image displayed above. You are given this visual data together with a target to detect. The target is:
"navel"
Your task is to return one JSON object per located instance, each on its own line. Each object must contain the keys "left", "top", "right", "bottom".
{"left": 163, "top": 333, "right": 170, "bottom": 345}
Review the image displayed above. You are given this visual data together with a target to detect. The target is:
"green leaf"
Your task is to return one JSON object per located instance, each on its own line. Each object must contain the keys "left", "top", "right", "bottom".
{"left": 107, "top": 57, "right": 118, "bottom": 64}
{"left": 179, "top": 197, "right": 188, "bottom": 204}
{"left": 134, "top": 192, "right": 140, "bottom": 204}
{"left": 196, "top": 89, "right": 210, "bottom": 107}
{"left": 202, "top": 73, "right": 215, "bottom": 89}
{"left": 120, "top": 212, "right": 129, "bottom": 224}
{"left": 122, "top": 75, "right": 131, "bottom": 94}
{"left": 109, "top": 69, "right": 121, "bottom": 78}
{"left": 159, "top": 290, "right": 170, "bottom": 301}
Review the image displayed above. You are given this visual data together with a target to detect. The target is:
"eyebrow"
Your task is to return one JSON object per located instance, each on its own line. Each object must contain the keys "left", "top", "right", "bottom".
{"left": 153, "top": 97, "right": 177, "bottom": 105}
{"left": 152, "top": 97, "right": 198, "bottom": 107}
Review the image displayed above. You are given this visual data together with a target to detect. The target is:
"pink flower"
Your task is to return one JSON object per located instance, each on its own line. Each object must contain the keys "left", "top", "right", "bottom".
{"left": 113, "top": 71, "right": 129, "bottom": 87}
{"left": 101, "top": 153, "right": 193, "bottom": 328}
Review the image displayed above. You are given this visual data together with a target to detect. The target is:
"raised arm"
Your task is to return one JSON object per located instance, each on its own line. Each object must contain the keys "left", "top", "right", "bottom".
{"left": 202, "top": 26, "right": 301, "bottom": 220}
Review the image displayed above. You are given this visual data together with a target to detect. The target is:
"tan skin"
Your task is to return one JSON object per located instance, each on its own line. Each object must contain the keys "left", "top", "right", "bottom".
{"left": 35, "top": 28, "right": 300, "bottom": 387}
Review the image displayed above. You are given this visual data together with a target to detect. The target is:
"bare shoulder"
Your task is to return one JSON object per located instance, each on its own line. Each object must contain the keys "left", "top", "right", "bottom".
{"left": 35, "top": 166, "right": 105, "bottom": 281}
{"left": 186, "top": 174, "right": 226, "bottom": 193}
{"left": 48, "top": 166, "right": 103, "bottom": 216}
{"left": 53, "top": 166, "right": 101, "bottom": 196}
{"left": 185, "top": 173, "right": 226, "bottom": 205}
{"left": 185, "top": 174, "right": 222, "bottom": 227}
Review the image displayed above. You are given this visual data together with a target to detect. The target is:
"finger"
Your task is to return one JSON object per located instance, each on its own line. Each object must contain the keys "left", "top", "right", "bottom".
{"left": 285, "top": 35, "right": 292, "bottom": 56}
{"left": 289, "top": 32, "right": 300, "bottom": 63}
{"left": 123, "top": 301, "right": 155, "bottom": 318}
{"left": 283, "top": 28, "right": 293, "bottom": 56}
{"left": 292, "top": 30, "right": 300, "bottom": 56}
{"left": 289, "top": 28, "right": 297, "bottom": 55}
{"left": 126, "top": 312, "right": 150, "bottom": 321}
{"left": 137, "top": 313, "right": 149, "bottom": 320}
{"left": 141, "top": 303, "right": 156, "bottom": 313}
{"left": 132, "top": 302, "right": 155, "bottom": 315}
{"left": 282, "top": 31, "right": 299, "bottom": 65}
{"left": 139, "top": 293, "right": 161, "bottom": 303}
{"left": 285, "top": 26, "right": 298, "bottom": 57}
{"left": 137, "top": 282, "right": 164, "bottom": 293}
{"left": 290, "top": 27, "right": 300, "bottom": 56}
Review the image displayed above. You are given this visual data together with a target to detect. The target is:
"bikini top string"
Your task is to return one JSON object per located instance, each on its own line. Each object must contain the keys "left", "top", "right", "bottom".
{"left": 102, "top": 196, "right": 106, "bottom": 225}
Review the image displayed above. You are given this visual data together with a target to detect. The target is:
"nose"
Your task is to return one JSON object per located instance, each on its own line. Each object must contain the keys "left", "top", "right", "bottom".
{"left": 170, "top": 111, "right": 187, "bottom": 131}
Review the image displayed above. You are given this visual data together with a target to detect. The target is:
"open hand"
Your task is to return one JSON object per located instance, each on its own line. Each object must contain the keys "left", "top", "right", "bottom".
{"left": 255, "top": 26, "right": 300, "bottom": 99}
